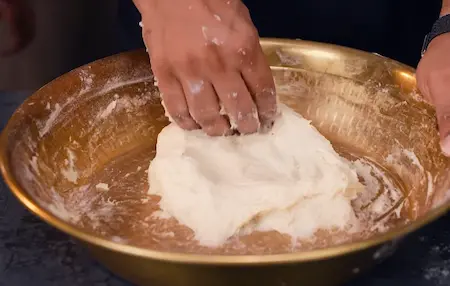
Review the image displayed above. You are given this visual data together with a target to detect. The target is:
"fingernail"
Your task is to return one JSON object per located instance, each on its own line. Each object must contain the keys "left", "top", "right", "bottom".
{"left": 440, "top": 135, "right": 450, "bottom": 157}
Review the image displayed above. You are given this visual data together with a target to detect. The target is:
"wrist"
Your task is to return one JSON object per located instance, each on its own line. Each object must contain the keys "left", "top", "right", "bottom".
{"left": 441, "top": 8, "right": 450, "bottom": 17}
{"left": 422, "top": 14, "right": 450, "bottom": 56}
{"left": 441, "top": 0, "right": 450, "bottom": 16}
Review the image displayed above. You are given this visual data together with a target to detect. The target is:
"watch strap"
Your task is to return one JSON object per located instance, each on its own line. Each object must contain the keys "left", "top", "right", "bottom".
{"left": 421, "top": 14, "right": 450, "bottom": 56}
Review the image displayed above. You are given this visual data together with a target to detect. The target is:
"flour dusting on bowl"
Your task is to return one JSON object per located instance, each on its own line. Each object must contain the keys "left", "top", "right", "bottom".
{"left": 4, "top": 46, "right": 449, "bottom": 258}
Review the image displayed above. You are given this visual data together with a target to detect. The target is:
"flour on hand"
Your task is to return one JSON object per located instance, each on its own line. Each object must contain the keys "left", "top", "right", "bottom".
{"left": 148, "top": 105, "right": 363, "bottom": 247}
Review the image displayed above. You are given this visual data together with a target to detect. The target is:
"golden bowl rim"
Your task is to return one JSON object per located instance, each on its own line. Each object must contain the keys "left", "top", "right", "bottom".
{"left": 1, "top": 38, "right": 449, "bottom": 265}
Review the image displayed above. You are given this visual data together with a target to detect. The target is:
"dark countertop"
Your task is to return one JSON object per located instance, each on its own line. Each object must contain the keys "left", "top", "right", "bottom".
{"left": 0, "top": 92, "right": 449, "bottom": 286}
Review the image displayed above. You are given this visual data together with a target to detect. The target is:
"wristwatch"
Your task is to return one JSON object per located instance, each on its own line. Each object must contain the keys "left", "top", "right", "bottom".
{"left": 421, "top": 14, "right": 450, "bottom": 57}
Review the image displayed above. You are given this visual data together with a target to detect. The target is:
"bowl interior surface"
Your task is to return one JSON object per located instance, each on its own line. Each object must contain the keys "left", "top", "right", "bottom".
{"left": 2, "top": 39, "right": 450, "bottom": 261}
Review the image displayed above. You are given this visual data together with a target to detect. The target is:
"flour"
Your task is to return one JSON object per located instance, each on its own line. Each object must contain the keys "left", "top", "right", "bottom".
{"left": 97, "top": 100, "right": 117, "bottom": 119}
{"left": 96, "top": 183, "right": 110, "bottom": 191}
{"left": 148, "top": 104, "right": 363, "bottom": 247}
{"left": 95, "top": 94, "right": 152, "bottom": 122}
{"left": 30, "top": 156, "right": 40, "bottom": 175}
{"left": 352, "top": 158, "right": 403, "bottom": 220}
{"left": 276, "top": 49, "right": 303, "bottom": 66}
{"left": 46, "top": 185, "right": 93, "bottom": 224}
{"left": 61, "top": 149, "right": 78, "bottom": 183}
{"left": 45, "top": 185, "right": 118, "bottom": 232}
{"left": 39, "top": 103, "right": 62, "bottom": 137}
{"left": 423, "top": 240, "right": 450, "bottom": 285}
{"left": 78, "top": 68, "right": 95, "bottom": 95}
{"left": 386, "top": 148, "right": 424, "bottom": 171}
{"left": 351, "top": 159, "right": 380, "bottom": 208}
{"left": 386, "top": 148, "right": 436, "bottom": 205}
{"left": 37, "top": 96, "right": 76, "bottom": 138}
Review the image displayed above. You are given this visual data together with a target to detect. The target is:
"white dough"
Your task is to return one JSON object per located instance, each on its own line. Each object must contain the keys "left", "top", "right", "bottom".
{"left": 148, "top": 105, "right": 363, "bottom": 247}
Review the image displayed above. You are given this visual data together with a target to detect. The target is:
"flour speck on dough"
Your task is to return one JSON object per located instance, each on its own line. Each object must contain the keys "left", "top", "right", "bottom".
{"left": 148, "top": 105, "right": 364, "bottom": 247}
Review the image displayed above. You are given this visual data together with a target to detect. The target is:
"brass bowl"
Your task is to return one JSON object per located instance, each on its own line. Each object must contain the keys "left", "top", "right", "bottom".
{"left": 1, "top": 38, "right": 450, "bottom": 286}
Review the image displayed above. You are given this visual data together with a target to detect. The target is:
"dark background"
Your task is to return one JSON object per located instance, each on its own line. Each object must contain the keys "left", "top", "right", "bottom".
{"left": 1, "top": 0, "right": 449, "bottom": 285}
{"left": 244, "top": 0, "right": 442, "bottom": 67}
{"left": 120, "top": 0, "right": 444, "bottom": 66}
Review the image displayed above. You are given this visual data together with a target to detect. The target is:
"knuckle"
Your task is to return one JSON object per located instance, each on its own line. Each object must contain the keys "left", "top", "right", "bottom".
{"left": 229, "top": 26, "right": 258, "bottom": 53}
{"left": 184, "top": 79, "right": 206, "bottom": 96}
{"left": 199, "top": 49, "right": 224, "bottom": 73}
{"left": 234, "top": 35, "right": 256, "bottom": 54}
{"left": 170, "top": 51, "right": 196, "bottom": 71}
{"left": 176, "top": 58, "right": 194, "bottom": 73}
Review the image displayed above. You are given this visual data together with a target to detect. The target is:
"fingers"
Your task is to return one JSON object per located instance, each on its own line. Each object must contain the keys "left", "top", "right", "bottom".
{"left": 241, "top": 46, "right": 278, "bottom": 130}
{"left": 146, "top": 30, "right": 200, "bottom": 131}
{"left": 151, "top": 47, "right": 276, "bottom": 136}
{"left": 212, "top": 72, "right": 260, "bottom": 134}
{"left": 138, "top": 0, "right": 277, "bottom": 136}
{"left": 180, "top": 78, "right": 232, "bottom": 136}
{"left": 155, "top": 55, "right": 276, "bottom": 136}
{"left": 155, "top": 69, "right": 199, "bottom": 131}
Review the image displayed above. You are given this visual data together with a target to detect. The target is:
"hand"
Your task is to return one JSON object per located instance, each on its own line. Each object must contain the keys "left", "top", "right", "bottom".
{"left": 134, "top": 0, "right": 277, "bottom": 136}
{"left": 0, "top": 0, "right": 35, "bottom": 57}
{"left": 417, "top": 32, "right": 450, "bottom": 155}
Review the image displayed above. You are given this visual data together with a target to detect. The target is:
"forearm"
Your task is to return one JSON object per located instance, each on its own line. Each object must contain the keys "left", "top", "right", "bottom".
{"left": 441, "top": 0, "right": 450, "bottom": 16}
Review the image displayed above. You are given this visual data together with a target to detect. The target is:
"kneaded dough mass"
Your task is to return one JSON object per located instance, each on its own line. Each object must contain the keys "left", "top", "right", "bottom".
{"left": 148, "top": 105, "right": 363, "bottom": 247}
